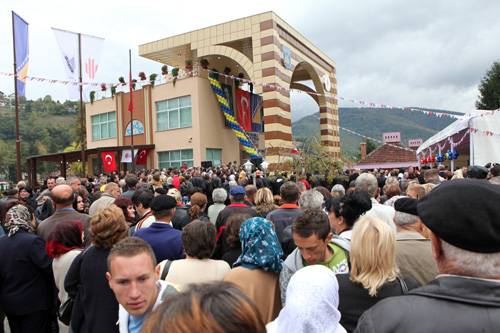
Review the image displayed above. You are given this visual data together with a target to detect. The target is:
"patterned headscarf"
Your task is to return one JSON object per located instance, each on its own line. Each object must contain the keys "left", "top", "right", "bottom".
{"left": 46, "top": 220, "right": 84, "bottom": 258}
{"left": 4, "top": 204, "right": 36, "bottom": 237}
{"left": 233, "top": 217, "right": 283, "bottom": 273}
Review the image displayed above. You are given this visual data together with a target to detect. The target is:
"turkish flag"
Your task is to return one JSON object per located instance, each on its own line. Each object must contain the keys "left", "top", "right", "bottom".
{"left": 236, "top": 89, "right": 252, "bottom": 131}
{"left": 135, "top": 149, "right": 150, "bottom": 165}
{"left": 101, "top": 151, "right": 117, "bottom": 173}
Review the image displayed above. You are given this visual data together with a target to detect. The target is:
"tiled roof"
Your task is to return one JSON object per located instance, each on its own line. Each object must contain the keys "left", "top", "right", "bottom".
{"left": 358, "top": 142, "right": 417, "bottom": 165}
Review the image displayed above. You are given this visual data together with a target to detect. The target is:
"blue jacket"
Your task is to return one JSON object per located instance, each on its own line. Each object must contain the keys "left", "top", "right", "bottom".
{"left": 134, "top": 222, "right": 185, "bottom": 263}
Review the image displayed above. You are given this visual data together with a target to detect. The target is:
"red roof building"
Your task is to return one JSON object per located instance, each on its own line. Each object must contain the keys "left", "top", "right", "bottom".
{"left": 354, "top": 132, "right": 419, "bottom": 170}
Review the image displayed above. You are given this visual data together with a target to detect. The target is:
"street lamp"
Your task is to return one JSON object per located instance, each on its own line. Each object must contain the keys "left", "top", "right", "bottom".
{"left": 260, "top": 160, "right": 269, "bottom": 174}
{"left": 243, "top": 160, "right": 256, "bottom": 186}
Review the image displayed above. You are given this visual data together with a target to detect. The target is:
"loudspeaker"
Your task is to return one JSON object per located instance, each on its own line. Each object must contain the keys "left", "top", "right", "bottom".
{"left": 201, "top": 161, "right": 213, "bottom": 168}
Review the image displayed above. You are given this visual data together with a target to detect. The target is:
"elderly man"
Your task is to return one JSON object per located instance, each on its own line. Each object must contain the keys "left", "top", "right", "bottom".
{"left": 166, "top": 188, "right": 188, "bottom": 230}
{"left": 356, "top": 179, "right": 500, "bottom": 332}
{"left": 133, "top": 195, "right": 184, "bottom": 263}
{"left": 37, "top": 184, "right": 92, "bottom": 246}
{"left": 66, "top": 175, "right": 82, "bottom": 193}
{"left": 107, "top": 237, "right": 179, "bottom": 332}
{"left": 355, "top": 173, "right": 396, "bottom": 232}
{"left": 88, "top": 182, "right": 120, "bottom": 217}
{"left": 393, "top": 197, "right": 438, "bottom": 286}
{"left": 36, "top": 177, "right": 57, "bottom": 207}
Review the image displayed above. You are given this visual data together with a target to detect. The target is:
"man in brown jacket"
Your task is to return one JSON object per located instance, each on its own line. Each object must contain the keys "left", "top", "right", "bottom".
{"left": 393, "top": 197, "right": 438, "bottom": 286}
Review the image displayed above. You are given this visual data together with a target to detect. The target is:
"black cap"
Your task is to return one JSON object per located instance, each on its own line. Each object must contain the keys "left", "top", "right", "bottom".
{"left": 155, "top": 188, "right": 167, "bottom": 195}
{"left": 418, "top": 179, "right": 500, "bottom": 253}
{"left": 467, "top": 165, "right": 489, "bottom": 179}
{"left": 149, "top": 195, "right": 176, "bottom": 211}
{"left": 394, "top": 197, "right": 418, "bottom": 216}
{"left": 7, "top": 189, "right": 18, "bottom": 196}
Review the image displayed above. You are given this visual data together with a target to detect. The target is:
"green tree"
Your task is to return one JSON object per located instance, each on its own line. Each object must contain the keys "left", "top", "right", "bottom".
{"left": 476, "top": 60, "right": 500, "bottom": 110}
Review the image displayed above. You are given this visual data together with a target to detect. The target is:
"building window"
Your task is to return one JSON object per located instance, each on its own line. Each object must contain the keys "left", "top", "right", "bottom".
{"left": 158, "top": 149, "right": 193, "bottom": 169}
{"left": 206, "top": 148, "right": 222, "bottom": 167}
{"left": 91, "top": 111, "right": 116, "bottom": 141}
{"left": 156, "top": 96, "right": 191, "bottom": 131}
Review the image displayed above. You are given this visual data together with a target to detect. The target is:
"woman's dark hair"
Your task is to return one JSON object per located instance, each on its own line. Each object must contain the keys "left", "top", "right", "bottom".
{"left": 142, "top": 282, "right": 265, "bottom": 333}
{"left": 72, "top": 193, "right": 83, "bottom": 212}
{"left": 385, "top": 184, "right": 401, "bottom": 199}
{"left": 226, "top": 214, "right": 251, "bottom": 249}
{"left": 325, "top": 195, "right": 343, "bottom": 218}
{"left": 313, "top": 186, "right": 331, "bottom": 201}
{"left": 338, "top": 191, "right": 372, "bottom": 227}
{"left": 114, "top": 197, "right": 135, "bottom": 223}
{"left": 181, "top": 220, "right": 217, "bottom": 259}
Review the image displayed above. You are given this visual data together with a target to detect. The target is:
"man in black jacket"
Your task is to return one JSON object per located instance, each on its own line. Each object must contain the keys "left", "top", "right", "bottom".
{"left": 355, "top": 179, "right": 500, "bottom": 333}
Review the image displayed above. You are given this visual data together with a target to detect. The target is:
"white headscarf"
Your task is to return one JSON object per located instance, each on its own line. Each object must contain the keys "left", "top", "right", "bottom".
{"left": 268, "top": 265, "right": 346, "bottom": 333}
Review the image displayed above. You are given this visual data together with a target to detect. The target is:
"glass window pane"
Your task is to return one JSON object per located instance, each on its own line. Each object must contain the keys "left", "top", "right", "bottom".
{"left": 91, "top": 115, "right": 98, "bottom": 125}
{"left": 181, "top": 149, "right": 193, "bottom": 160}
{"left": 170, "top": 161, "right": 181, "bottom": 168}
{"left": 92, "top": 125, "right": 100, "bottom": 141}
{"left": 158, "top": 152, "right": 169, "bottom": 163}
{"left": 170, "top": 150, "right": 180, "bottom": 162}
{"left": 109, "top": 121, "right": 116, "bottom": 138}
{"left": 156, "top": 101, "right": 167, "bottom": 111}
{"left": 213, "top": 149, "right": 221, "bottom": 159}
{"left": 101, "top": 123, "right": 108, "bottom": 139}
{"left": 213, "top": 160, "right": 221, "bottom": 167}
{"left": 159, "top": 162, "right": 169, "bottom": 169}
{"left": 182, "top": 160, "right": 193, "bottom": 167}
{"left": 206, "top": 149, "right": 213, "bottom": 160}
{"left": 108, "top": 112, "right": 116, "bottom": 120}
{"left": 168, "top": 99, "right": 179, "bottom": 110}
{"left": 180, "top": 107, "right": 191, "bottom": 127}
{"left": 179, "top": 96, "right": 191, "bottom": 107}
{"left": 169, "top": 110, "right": 179, "bottom": 129}
{"left": 100, "top": 113, "right": 108, "bottom": 122}
{"left": 157, "top": 112, "right": 168, "bottom": 131}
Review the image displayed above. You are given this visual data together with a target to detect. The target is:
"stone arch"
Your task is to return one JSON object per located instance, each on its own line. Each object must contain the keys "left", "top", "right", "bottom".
{"left": 290, "top": 61, "right": 337, "bottom": 154}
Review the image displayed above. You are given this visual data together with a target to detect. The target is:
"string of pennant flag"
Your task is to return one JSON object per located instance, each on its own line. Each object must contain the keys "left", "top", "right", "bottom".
{"left": 5, "top": 68, "right": 500, "bottom": 121}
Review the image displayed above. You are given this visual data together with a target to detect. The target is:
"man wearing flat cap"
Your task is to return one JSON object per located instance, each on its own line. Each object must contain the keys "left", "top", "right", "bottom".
{"left": 133, "top": 195, "right": 184, "bottom": 263}
{"left": 393, "top": 197, "right": 438, "bottom": 286}
{"left": 356, "top": 179, "right": 500, "bottom": 332}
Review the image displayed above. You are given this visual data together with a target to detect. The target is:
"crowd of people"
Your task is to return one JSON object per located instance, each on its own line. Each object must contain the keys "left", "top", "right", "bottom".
{"left": 0, "top": 161, "right": 499, "bottom": 332}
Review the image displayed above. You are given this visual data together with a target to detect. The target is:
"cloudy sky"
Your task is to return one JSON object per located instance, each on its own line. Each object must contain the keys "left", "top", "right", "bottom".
{"left": 1, "top": 0, "right": 499, "bottom": 121}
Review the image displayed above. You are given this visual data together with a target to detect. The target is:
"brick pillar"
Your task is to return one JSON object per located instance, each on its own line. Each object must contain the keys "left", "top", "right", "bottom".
{"left": 360, "top": 142, "right": 367, "bottom": 160}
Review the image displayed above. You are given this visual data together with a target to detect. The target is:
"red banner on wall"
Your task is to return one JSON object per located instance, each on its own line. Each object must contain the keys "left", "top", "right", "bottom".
{"left": 101, "top": 151, "right": 117, "bottom": 173}
{"left": 135, "top": 149, "right": 150, "bottom": 165}
{"left": 236, "top": 89, "right": 252, "bottom": 131}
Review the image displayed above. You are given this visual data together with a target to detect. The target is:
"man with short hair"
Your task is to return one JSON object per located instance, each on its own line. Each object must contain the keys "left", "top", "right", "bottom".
{"left": 130, "top": 188, "right": 155, "bottom": 234}
{"left": 393, "top": 197, "right": 438, "bottom": 286}
{"left": 244, "top": 185, "right": 257, "bottom": 207}
{"left": 37, "top": 184, "right": 92, "bottom": 246}
{"left": 89, "top": 182, "right": 120, "bottom": 217}
{"left": 66, "top": 175, "right": 82, "bottom": 193}
{"left": 107, "top": 237, "right": 179, "bottom": 332}
{"left": 424, "top": 169, "right": 441, "bottom": 185}
{"left": 36, "top": 177, "right": 56, "bottom": 206}
{"left": 355, "top": 173, "right": 396, "bottom": 232}
{"left": 120, "top": 175, "right": 138, "bottom": 198}
{"left": 213, "top": 185, "right": 258, "bottom": 259}
{"left": 356, "top": 179, "right": 500, "bottom": 332}
{"left": 133, "top": 195, "right": 184, "bottom": 263}
{"left": 266, "top": 182, "right": 301, "bottom": 243}
{"left": 279, "top": 209, "right": 350, "bottom": 306}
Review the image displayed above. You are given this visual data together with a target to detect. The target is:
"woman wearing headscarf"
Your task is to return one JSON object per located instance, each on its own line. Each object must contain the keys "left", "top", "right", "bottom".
{"left": 222, "top": 217, "right": 283, "bottom": 324}
{"left": 0, "top": 205, "right": 54, "bottom": 332}
{"left": 177, "top": 192, "right": 209, "bottom": 230}
{"left": 46, "top": 220, "right": 84, "bottom": 332}
{"left": 336, "top": 217, "right": 419, "bottom": 332}
{"left": 267, "top": 265, "right": 346, "bottom": 333}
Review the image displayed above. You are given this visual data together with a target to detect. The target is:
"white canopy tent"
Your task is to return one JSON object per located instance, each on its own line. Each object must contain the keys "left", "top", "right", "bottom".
{"left": 417, "top": 109, "right": 500, "bottom": 169}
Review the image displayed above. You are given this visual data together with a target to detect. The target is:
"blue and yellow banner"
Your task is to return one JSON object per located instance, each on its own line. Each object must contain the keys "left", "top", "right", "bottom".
{"left": 13, "top": 12, "right": 29, "bottom": 98}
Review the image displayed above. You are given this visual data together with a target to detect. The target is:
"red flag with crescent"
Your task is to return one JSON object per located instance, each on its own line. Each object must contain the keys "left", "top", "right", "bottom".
{"left": 101, "top": 151, "right": 117, "bottom": 173}
{"left": 236, "top": 89, "right": 252, "bottom": 131}
{"left": 135, "top": 148, "right": 150, "bottom": 165}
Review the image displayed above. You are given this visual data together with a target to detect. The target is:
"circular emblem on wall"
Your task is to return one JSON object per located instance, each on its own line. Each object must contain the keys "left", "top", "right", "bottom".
{"left": 323, "top": 74, "right": 331, "bottom": 92}
{"left": 125, "top": 120, "right": 144, "bottom": 136}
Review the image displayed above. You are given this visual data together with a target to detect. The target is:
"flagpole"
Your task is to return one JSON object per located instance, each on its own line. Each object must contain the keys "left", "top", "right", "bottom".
{"left": 11, "top": 11, "right": 22, "bottom": 182}
{"left": 79, "top": 33, "right": 86, "bottom": 178}
{"left": 129, "top": 49, "right": 135, "bottom": 172}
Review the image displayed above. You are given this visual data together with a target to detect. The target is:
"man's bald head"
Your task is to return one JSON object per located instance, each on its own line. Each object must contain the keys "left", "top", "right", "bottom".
{"left": 51, "top": 184, "right": 75, "bottom": 208}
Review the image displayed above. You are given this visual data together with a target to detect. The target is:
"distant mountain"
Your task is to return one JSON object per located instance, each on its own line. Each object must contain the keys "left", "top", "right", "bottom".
{"left": 292, "top": 107, "right": 458, "bottom": 160}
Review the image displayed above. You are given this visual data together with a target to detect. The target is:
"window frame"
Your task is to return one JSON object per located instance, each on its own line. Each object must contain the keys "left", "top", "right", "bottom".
{"left": 156, "top": 95, "right": 192, "bottom": 131}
